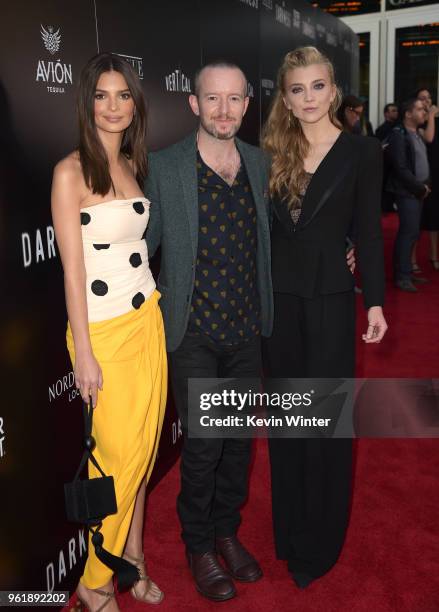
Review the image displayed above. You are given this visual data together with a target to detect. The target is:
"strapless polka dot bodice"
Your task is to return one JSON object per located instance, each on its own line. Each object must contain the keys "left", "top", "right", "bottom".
{"left": 80, "top": 197, "right": 155, "bottom": 322}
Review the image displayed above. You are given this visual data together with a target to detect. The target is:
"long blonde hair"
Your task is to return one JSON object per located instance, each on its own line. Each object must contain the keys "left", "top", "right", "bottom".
{"left": 261, "top": 47, "right": 342, "bottom": 210}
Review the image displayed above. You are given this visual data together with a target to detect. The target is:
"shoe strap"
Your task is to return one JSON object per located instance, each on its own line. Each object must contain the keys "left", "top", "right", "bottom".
{"left": 90, "top": 589, "right": 114, "bottom": 612}
{"left": 123, "top": 553, "right": 147, "bottom": 581}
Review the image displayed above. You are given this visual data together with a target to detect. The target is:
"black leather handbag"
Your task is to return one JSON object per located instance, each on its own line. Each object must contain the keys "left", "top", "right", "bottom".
{"left": 64, "top": 398, "right": 117, "bottom": 524}
{"left": 64, "top": 398, "right": 139, "bottom": 589}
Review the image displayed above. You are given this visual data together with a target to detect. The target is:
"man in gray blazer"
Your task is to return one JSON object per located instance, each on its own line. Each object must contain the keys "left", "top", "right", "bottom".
{"left": 145, "top": 61, "right": 273, "bottom": 601}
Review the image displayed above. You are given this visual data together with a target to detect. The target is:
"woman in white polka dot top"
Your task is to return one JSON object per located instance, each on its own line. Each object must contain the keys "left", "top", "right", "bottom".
{"left": 79, "top": 196, "right": 155, "bottom": 321}
{"left": 51, "top": 53, "right": 167, "bottom": 611}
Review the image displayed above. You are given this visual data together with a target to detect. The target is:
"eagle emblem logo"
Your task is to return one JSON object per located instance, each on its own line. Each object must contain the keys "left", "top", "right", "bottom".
{"left": 41, "top": 25, "right": 61, "bottom": 55}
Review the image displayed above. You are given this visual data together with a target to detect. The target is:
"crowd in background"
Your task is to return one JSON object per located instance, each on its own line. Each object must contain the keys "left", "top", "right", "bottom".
{"left": 338, "top": 89, "right": 439, "bottom": 292}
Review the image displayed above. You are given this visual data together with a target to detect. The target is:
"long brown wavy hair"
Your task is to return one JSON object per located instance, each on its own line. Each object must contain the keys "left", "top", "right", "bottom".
{"left": 261, "top": 47, "right": 342, "bottom": 210}
{"left": 77, "top": 52, "right": 147, "bottom": 196}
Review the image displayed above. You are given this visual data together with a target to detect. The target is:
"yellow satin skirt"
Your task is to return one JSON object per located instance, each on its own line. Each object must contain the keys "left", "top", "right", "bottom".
{"left": 66, "top": 290, "right": 167, "bottom": 588}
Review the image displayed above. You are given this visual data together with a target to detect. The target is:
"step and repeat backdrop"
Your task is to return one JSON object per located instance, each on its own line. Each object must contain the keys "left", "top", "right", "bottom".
{"left": 0, "top": 0, "right": 358, "bottom": 596}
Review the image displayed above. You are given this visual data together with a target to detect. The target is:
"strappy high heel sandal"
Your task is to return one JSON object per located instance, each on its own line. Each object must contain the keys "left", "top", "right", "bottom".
{"left": 71, "top": 588, "right": 115, "bottom": 612}
{"left": 122, "top": 552, "right": 164, "bottom": 604}
{"left": 430, "top": 259, "right": 439, "bottom": 271}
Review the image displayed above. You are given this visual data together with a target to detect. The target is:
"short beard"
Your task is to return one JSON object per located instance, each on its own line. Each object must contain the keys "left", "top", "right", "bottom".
{"left": 200, "top": 117, "right": 241, "bottom": 140}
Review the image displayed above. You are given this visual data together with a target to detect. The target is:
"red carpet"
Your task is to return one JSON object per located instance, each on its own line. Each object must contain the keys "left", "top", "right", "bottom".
{"left": 69, "top": 214, "right": 439, "bottom": 611}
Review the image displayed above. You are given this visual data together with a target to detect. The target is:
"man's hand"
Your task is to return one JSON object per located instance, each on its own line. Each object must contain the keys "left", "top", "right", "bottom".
{"left": 423, "top": 184, "right": 431, "bottom": 199}
{"left": 346, "top": 247, "right": 355, "bottom": 274}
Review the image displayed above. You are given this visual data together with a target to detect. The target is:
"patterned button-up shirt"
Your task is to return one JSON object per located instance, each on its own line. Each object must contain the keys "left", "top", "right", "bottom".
{"left": 188, "top": 151, "right": 261, "bottom": 344}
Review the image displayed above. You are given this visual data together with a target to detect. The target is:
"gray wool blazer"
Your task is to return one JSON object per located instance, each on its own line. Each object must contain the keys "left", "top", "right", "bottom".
{"left": 144, "top": 131, "right": 273, "bottom": 352}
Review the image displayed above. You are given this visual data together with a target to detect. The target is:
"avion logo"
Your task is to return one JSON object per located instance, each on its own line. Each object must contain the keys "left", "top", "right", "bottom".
{"left": 36, "top": 24, "right": 73, "bottom": 94}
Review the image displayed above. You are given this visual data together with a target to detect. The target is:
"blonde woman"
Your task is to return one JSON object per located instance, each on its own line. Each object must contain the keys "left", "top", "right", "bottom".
{"left": 262, "top": 47, "right": 387, "bottom": 588}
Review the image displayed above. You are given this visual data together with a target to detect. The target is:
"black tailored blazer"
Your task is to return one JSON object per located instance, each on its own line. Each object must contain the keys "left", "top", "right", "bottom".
{"left": 271, "top": 131, "right": 385, "bottom": 309}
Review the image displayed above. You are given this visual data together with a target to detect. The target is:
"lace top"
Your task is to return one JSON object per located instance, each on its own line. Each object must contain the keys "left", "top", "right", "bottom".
{"left": 79, "top": 197, "right": 155, "bottom": 322}
{"left": 290, "top": 172, "right": 314, "bottom": 225}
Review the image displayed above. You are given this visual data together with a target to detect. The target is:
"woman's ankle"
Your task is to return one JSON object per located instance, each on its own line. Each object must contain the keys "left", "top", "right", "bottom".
{"left": 123, "top": 546, "right": 144, "bottom": 561}
{"left": 77, "top": 579, "right": 114, "bottom": 595}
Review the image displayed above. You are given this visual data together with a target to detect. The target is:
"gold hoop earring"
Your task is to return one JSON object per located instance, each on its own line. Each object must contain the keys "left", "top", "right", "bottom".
{"left": 288, "top": 110, "right": 292, "bottom": 128}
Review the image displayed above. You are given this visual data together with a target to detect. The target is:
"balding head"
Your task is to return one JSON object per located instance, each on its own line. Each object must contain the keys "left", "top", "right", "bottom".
{"left": 194, "top": 61, "right": 248, "bottom": 98}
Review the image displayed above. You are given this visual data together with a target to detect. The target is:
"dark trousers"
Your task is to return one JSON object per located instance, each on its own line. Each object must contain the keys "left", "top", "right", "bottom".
{"left": 169, "top": 332, "right": 262, "bottom": 553}
{"left": 382, "top": 190, "right": 395, "bottom": 213}
{"left": 393, "top": 195, "right": 423, "bottom": 281}
{"left": 263, "top": 291, "right": 355, "bottom": 579}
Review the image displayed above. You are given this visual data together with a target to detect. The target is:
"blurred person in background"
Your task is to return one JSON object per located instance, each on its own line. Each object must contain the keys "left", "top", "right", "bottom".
{"left": 376, "top": 103, "right": 399, "bottom": 212}
{"left": 386, "top": 97, "right": 431, "bottom": 291}
{"left": 338, "top": 94, "right": 373, "bottom": 136}
{"left": 375, "top": 103, "right": 399, "bottom": 142}
{"left": 416, "top": 88, "right": 437, "bottom": 145}
{"left": 412, "top": 88, "right": 439, "bottom": 271}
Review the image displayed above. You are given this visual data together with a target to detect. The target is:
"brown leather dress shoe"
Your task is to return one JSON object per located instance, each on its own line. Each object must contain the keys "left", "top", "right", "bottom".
{"left": 187, "top": 551, "right": 236, "bottom": 601}
{"left": 216, "top": 535, "right": 262, "bottom": 582}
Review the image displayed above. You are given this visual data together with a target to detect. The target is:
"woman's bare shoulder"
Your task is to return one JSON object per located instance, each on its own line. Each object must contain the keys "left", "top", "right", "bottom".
{"left": 52, "top": 152, "right": 88, "bottom": 209}
{"left": 53, "top": 151, "right": 82, "bottom": 181}
{"left": 52, "top": 151, "right": 89, "bottom": 198}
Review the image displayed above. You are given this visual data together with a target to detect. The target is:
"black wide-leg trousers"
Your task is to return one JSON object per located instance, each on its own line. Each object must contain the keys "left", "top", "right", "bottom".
{"left": 169, "top": 332, "right": 262, "bottom": 553}
{"left": 263, "top": 291, "right": 355, "bottom": 579}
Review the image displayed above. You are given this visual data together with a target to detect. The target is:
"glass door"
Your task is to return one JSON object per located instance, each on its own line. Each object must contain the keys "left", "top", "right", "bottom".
{"left": 394, "top": 23, "right": 439, "bottom": 102}
{"left": 340, "top": 15, "right": 381, "bottom": 131}
{"left": 386, "top": 6, "right": 439, "bottom": 106}
{"left": 359, "top": 32, "right": 371, "bottom": 118}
